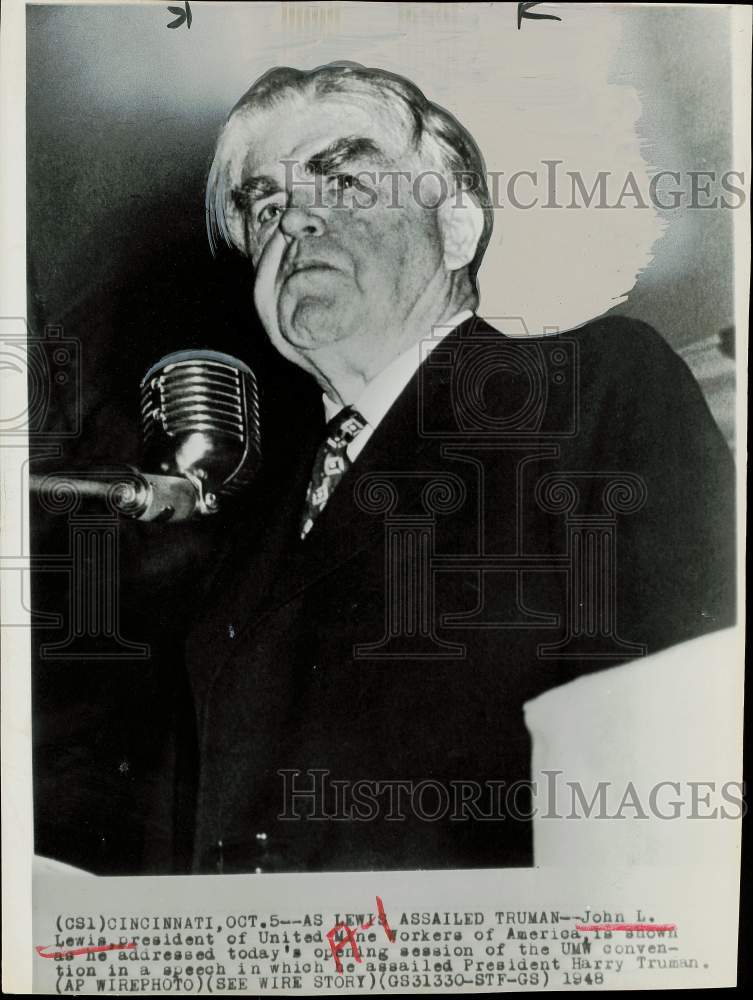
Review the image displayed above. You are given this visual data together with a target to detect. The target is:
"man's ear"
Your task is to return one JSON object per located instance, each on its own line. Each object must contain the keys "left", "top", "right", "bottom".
{"left": 437, "top": 182, "right": 485, "bottom": 272}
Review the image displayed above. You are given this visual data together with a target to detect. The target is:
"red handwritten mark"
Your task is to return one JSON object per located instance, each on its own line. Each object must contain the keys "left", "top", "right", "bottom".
{"left": 327, "top": 896, "right": 396, "bottom": 973}
{"left": 326, "top": 924, "right": 364, "bottom": 974}
{"left": 359, "top": 896, "right": 397, "bottom": 942}
{"left": 576, "top": 923, "right": 677, "bottom": 932}
{"left": 376, "top": 896, "right": 396, "bottom": 942}
{"left": 36, "top": 942, "right": 136, "bottom": 959}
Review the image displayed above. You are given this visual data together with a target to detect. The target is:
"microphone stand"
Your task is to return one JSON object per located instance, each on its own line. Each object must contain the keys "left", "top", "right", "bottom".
{"left": 29, "top": 468, "right": 208, "bottom": 523}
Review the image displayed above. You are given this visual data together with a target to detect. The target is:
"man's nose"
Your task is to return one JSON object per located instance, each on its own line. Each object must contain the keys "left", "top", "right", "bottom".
{"left": 279, "top": 186, "right": 326, "bottom": 240}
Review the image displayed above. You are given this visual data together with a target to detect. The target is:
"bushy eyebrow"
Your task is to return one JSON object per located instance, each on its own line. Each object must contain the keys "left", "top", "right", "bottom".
{"left": 233, "top": 136, "right": 387, "bottom": 208}
{"left": 305, "top": 136, "right": 387, "bottom": 175}
{"left": 232, "top": 175, "right": 281, "bottom": 210}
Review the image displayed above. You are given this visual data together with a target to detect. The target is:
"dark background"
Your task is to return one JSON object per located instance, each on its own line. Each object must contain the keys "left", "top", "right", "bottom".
{"left": 26, "top": 3, "right": 739, "bottom": 874}
{"left": 27, "top": 7, "right": 322, "bottom": 872}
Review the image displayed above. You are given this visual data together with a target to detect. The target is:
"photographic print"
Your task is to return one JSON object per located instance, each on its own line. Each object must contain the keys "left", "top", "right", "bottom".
{"left": 1, "top": 0, "right": 748, "bottom": 992}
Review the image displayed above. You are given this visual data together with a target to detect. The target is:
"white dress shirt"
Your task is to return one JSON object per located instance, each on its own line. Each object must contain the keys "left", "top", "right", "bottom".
{"left": 322, "top": 310, "right": 473, "bottom": 462}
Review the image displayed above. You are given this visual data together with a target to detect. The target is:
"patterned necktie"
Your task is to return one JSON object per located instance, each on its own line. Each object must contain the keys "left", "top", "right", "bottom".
{"left": 300, "top": 406, "right": 367, "bottom": 539}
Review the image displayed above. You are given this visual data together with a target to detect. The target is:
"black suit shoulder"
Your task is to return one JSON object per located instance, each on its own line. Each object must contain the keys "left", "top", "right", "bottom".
{"left": 549, "top": 313, "right": 735, "bottom": 668}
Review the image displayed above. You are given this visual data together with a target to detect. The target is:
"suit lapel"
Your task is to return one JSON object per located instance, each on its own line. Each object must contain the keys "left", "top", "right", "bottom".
{"left": 209, "top": 314, "right": 492, "bottom": 646}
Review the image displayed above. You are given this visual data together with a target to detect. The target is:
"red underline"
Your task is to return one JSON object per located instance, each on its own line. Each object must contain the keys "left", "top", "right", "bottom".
{"left": 36, "top": 942, "right": 136, "bottom": 959}
{"left": 576, "top": 923, "right": 676, "bottom": 932}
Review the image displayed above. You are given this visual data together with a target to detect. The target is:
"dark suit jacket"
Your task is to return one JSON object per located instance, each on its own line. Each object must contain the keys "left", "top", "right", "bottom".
{"left": 181, "top": 314, "right": 735, "bottom": 874}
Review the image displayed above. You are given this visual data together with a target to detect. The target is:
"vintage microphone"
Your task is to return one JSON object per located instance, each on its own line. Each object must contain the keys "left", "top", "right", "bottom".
{"left": 29, "top": 350, "right": 261, "bottom": 522}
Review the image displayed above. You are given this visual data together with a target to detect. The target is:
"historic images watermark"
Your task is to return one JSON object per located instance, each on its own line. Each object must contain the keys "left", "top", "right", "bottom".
{"left": 233, "top": 161, "right": 748, "bottom": 215}
{"left": 1, "top": 317, "right": 148, "bottom": 659}
{"left": 348, "top": 319, "right": 649, "bottom": 662}
{"left": 277, "top": 769, "right": 746, "bottom": 823}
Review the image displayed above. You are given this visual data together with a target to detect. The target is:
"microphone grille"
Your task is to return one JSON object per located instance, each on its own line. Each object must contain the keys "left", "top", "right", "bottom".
{"left": 140, "top": 350, "right": 261, "bottom": 497}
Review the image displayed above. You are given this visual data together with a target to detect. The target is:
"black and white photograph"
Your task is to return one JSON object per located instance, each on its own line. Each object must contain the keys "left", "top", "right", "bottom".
{"left": 1, "top": 0, "right": 748, "bottom": 992}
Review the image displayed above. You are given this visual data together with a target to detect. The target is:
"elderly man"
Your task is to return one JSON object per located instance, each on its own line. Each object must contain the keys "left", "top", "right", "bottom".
{"left": 180, "top": 63, "right": 735, "bottom": 874}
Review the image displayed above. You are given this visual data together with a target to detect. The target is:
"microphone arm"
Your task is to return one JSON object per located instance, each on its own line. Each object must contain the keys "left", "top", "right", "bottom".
{"left": 29, "top": 468, "right": 206, "bottom": 522}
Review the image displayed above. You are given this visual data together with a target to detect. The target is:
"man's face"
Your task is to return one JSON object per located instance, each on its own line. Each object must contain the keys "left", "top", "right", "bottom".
{"left": 237, "top": 94, "right": 448, "bottom": 373}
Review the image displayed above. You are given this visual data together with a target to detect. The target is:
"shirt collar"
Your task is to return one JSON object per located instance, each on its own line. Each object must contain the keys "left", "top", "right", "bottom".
{"left": 322, "top": 309, "right": 474, "bottom": 425}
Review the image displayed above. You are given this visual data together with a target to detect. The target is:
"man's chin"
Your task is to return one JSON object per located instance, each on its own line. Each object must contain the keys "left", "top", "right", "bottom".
{"left": 278, "top": 299, "right": 351, "bottom": 350}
